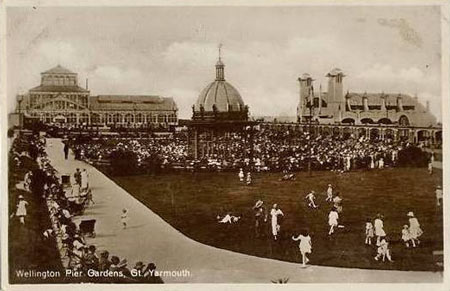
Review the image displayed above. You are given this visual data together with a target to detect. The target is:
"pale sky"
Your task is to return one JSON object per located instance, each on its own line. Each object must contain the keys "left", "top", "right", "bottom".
{"left": 6, "top": 5, "right": 442, "bottom": 120}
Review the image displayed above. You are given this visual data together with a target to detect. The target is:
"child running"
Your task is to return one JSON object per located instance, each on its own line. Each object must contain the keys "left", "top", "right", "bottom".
{"left": 305, "top": 191, "right": 318, "bottom": 209}
{"left": 292, "top": 229, "right": 312, "bottom": 267}
{"left": 121, "top": 208, "right": 129, "bottom": 229}
{"left": 328, "top": 207, "right": 339, "bottom": 235}
{"left": 374, "top": 236, "right": 393, "bottom": 262}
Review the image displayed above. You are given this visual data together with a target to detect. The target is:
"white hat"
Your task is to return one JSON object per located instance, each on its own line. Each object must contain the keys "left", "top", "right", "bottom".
{"left": 407, "top": 211, "right": 414, "bottom": 217}
{"left": 328, "top": 184, "right": 332, "bottom": 187}
{"left": 254, "top": 200, "right": 264, "bottom": 208}
{"left": 18, "top": 195, "right": 24, "bottom": 199}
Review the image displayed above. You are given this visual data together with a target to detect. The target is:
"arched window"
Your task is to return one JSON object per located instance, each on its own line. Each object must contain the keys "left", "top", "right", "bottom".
{"left": 361, "top": 118, "right": 374, "bottom": 124}
{"left": 398, "top": 115, "right": 409, "bottom": 126}
{"left": 113, "top": 114, "right": 122, "bottom": 123}
{"left": 135, "top": 113, "right": 143, "bottom": 123}
{"left": 378, "top": 118, "right": 392, "bottom": 124}
{"left": 124, "top": 113, "right": 134, "bottom": 124}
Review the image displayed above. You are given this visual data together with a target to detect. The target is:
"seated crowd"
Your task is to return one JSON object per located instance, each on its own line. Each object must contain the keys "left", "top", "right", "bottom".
{"left": 68, "top": 127, "right": 418, "bottom": 173}
{"left": 12, "top": 133, "right": 163, "bottom": 283}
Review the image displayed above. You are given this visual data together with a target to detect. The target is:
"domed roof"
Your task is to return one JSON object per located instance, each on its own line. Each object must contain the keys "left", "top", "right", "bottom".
{"left": 327, "top": 68, "right": 345, "bottom": 76}
{"left": 42, "top": 65, "right": 76, "bottom": 75}
{"left": 195, "top": 80, "right": 245, "bottom": 112}
{"left": 194, "top": 52, "right": 246, "bottom": 113}
{"left": 300, "top": 73, "right": 312, "bottom": 80}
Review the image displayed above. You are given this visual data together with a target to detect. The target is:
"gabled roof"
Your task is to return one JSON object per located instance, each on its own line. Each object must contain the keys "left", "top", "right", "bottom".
{"left": 42, "top": 65, "right": 76, "bottom": 75}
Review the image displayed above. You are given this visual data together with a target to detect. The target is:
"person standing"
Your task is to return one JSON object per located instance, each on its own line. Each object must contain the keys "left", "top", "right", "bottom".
{"left": 74, "top": 168, "right": 82, "bottom": 185}
{"left": 436, "top": 185, "right": 443, "bottom": 206}
{"left": 13, "top": 195, "right": 29, "bottom": 225}
{"left": 246, "top": 172, "right": 252, "bottom": 185}
{"left": 407, "top": 212, "right": 423, "bottom": 247}
{"left": 326, "top": 184, "right": 333, "bottom": 202}
{"left": 270, "top": 204, "right": 284, "bottom": 240}
{"left": 253, "top": 200, "right": 267, "bottom": 237}
{"left": 81, "top": 169, "right": 89, "bottom": 191}
{"left": 64, "top": 142, "right": 69, "bottom": 160}
{"left": 401, "top": 225, "right": 413, "bottom": 248}
{"left": 121, "top": 208, "right": 129, "bottom": 229}
{"left": 292, "top": 229, "right": 312, "bottom": 267}
{"left": 365, "top": 218, "right": 374, "bottom": 245}
{"left": 378, "top": 157, "right": 384, "bottom": 169}
{"left": 374, "top": 214, "right": 386, "bottom": 245}
{"left": 333, "top": 192, "right": 343, "bottom": 213}
{"left": 238, "top": 168, "right": 244, "bottom": 182}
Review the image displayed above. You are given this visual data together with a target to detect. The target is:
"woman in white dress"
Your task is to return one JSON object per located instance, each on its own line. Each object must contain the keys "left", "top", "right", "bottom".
{"left": 271, "top": 204, "right": 284, "bottom": 240}
{"left": 238, "top": 168, "right": 244, "bottom": 182}
{"left": 328, "top": 207, "right": 339, "bottom": 235}
{"left": 292, "top": 230, "right": 312, "bottom": 267}
{"left": 374, "top": 213, "right": 386, "bottom": 245}
{"left": 407, "top": 212, "right": 423, "bottom": 247}
{"left": 15, "top": 195, "right": 29, "bottom": 225}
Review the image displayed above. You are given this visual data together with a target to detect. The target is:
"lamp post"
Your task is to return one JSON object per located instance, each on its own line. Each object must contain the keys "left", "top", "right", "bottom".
{"left": 17, "top": 95, "right": 23, "bottom": 134}
{"left": 307, "top": 92, "right": 314, "bottom": 177}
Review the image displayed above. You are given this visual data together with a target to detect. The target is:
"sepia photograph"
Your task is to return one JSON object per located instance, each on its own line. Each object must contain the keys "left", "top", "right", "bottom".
{"left": 1, "top": 1, "right": 448, "bottom": 289}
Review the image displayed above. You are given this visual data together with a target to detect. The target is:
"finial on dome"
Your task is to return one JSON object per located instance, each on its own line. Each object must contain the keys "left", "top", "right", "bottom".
{"left": 215, "top": 43, "right": 225, "bottom": 81}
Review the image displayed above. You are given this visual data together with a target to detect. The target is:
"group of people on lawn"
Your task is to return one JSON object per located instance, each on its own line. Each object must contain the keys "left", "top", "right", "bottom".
{"left": 218, "top": 180, "right": 428, "bottom": 268}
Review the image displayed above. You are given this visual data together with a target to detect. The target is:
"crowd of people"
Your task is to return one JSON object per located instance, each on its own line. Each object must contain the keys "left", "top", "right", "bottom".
{"left": 69, "top": 136, "right": 188, "bottom": 172}
{"left": 66, "top": 127, "right": 422, "bottom": 174}
{"left": 10, "top": 134, "right": 163, "bottom": 283}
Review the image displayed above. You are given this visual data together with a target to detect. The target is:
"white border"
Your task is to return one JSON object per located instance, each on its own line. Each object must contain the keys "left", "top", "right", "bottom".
{"left": 1, "top": 1, "right": 449, "bottom": 291}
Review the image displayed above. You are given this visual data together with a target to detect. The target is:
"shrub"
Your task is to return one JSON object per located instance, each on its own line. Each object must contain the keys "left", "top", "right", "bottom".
{"left": 397, "top": 146, "right": 429, "bottom": 167}
{"left": 109, "top": 150, "right": 138, "bottom": 176}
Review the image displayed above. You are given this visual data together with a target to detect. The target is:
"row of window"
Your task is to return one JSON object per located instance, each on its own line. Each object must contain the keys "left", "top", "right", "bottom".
{"left": 29, "top": 94, "right": 88, "bottom": 108}
{"left": 91, "top": 113, "right": 177, "bottom": 123}
{"left": 42, "top": 76, "right": 77, "bottom": 86}
{"left": 33, "top": 112, "right": 177, "bottom": 124}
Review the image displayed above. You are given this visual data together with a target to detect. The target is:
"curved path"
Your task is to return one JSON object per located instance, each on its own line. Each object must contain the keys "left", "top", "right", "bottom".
{"left": 46, "top": 138, "right": 442, "bottom": 283}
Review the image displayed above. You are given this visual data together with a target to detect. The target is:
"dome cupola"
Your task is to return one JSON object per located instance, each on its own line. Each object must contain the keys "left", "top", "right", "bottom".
{"left": 192, "top": 45, "right": 248, "bottom": 121}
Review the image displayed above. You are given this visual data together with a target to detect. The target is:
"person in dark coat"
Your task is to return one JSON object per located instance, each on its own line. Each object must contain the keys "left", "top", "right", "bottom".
{"left": 64, "top": 143, "right": 69, "bottom": 160}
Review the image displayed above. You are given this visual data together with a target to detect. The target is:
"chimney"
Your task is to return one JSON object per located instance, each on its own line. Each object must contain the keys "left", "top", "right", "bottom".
{"left": 396, "top": 94, "right": 403, "bottom": 111}
{"left": 318, "top": 84, "right": 322, "bottom": 113}
{"left": 362, "top": 93, "right": 369, "bottom": 111}
{"left": 86, "top": 78, "right": 89, "bottom": 90}
{"left": 345, "top": 92, "right": 351, "bottom": 111}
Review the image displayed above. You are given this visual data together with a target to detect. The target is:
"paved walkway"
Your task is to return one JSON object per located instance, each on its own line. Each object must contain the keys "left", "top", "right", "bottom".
{"left": 46, "top": 138, "right": 442, "bottom": 283}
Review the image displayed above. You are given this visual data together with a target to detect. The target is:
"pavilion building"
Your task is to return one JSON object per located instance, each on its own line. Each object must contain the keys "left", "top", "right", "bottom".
{"left": 15, "top": 65, "right": 178, "bottom": 129}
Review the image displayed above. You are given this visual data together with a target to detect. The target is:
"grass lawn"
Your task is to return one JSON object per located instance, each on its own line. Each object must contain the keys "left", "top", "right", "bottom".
{"left": 112, "top": 167, "right": 443, "bottom": 271}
